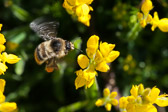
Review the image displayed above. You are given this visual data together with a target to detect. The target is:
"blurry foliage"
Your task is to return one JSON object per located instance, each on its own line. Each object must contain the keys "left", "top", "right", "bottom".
{"left": 0, "top": 0, "right": 168, "bottom": 112}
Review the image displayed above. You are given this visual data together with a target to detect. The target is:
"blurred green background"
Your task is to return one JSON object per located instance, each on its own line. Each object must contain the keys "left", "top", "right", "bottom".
{"left": 0, "top": 0, "right": 168, "bottom": 111}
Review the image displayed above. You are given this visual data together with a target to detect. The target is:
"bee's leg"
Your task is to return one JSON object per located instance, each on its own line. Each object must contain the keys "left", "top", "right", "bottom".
{"left": 45, "top": 58, "right": 58, "bottom": 72}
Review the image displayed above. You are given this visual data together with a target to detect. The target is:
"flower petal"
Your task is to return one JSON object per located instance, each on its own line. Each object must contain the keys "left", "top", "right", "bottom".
{"left": 95, "top": 98, "right": 104, "bottom": 106}
{"left": 0, "top": 92, "right": 5, "bottom": 104}
{"left": 103, "top": 88, "right": 110, "bottom": 97}
{"left": 0, "top": 79, "right": 5, "bottom": 93}
{"left": 106, "top": 51, "right": 120, "bottom": 63}
{"left": 130, "top": 85, "right": 138, "bottom": 98}
{"left": 96, "top": 61, "right": 110, "bottom": 72}
{"left": 0, "top": 24, "right": 2, "bottom": 31}
{"left": 86, "top": 77, "right": 95, "bottom": 88}
{"left": 77, "top": 54, "right": 89, "bottom": 69}
{"left": 0, "top": 33, "right": 6, "bottom": 45}
{"left": 158, "top": 18, "right": 168, "bottom": 32}
{"left": 86, "top": 35, "right": 99, "bottom": 58}
{"left": 105, "top": 103, "right": 112, "bottom": 111}
{"left": 155, "top": 94, "right": 168, "bottom": 107}
{"left": 100, "top": 42, "right": 115, "bottom": 57}
{"left": 149, "top": 87, "right": 160, "bottom": 103}
{"left": 0, "top": 102, "right": 17, "bottom": 112}
{"left": 0, "top": 44, "right": 5, "bottom": 53}
{"left": 0, "top": 63, "right": 8, "bottom": 75}
{"left": 76, "top": 4, "right": 90, "bottom": 17}
{"left": 141, "top": 0, "right": 153, "bottom": 15}
{"left": 151, "top": 12, "right": 159, "bottom": 31}
{"left": 75, "top": 75, "right": 86, "bottom": 89}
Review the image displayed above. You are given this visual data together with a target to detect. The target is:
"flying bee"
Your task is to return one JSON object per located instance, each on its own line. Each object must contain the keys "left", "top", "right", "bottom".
{"left": 30, "top": 17, "right": 74, "bottom": 72}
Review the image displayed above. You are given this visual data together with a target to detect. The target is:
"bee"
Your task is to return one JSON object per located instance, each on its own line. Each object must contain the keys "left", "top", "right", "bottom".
{"left": 30, "top": 17, "right": 74, "bottom": 72}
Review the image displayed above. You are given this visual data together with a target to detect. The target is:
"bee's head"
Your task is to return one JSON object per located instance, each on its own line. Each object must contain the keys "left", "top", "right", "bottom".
{"left": 65, "top": 41, "right": 74, "bottom": 51}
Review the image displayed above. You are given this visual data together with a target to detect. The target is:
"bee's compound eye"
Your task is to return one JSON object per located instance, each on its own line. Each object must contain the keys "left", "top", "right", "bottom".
{"left": 50, "top": 39, "right": 62, "bottom": 52}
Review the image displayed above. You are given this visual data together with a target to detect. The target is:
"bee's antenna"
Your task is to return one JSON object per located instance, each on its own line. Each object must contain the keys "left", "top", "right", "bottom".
{"left": 74, "top": 47, "right": 83, "bottom": 53}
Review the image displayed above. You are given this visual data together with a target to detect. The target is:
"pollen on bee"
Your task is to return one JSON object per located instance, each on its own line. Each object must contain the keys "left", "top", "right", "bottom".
{"left": 45, "top": 66, "right": 54, "bottom": 72}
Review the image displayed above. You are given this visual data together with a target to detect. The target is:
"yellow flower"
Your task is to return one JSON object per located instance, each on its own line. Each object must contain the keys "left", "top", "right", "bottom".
{"left": 95, "top": 88, "right": 118, "bottom": 111}
{"left": 75, "top": 35, "right": 120, "bottom": 89}
{"left": 1, "top": 52, "right": 20, "bottom": 64}
{"left": 137, "top": 0, "right": 154, "bottom": 28}
{"left": 0, "top": 24, "right": 20, "bottom": 75}
{"left": 122, "top": 84, "right": 168, "bottom": 112}
{"left": 0, "top": 79, "right": 17, "bottom": 112}
{"left": 63, "top": 0, "right": 93, "bottom": 26}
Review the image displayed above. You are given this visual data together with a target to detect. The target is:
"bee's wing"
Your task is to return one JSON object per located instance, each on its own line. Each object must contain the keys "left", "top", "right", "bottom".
{"left": 30, "top": 17, "right": 59, "bottom": 40}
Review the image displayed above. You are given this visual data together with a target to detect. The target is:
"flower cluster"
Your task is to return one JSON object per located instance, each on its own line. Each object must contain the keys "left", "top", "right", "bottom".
{"left": 119, "top": 84, "right": 168, "bottom": 112}
{"left": 138, "top": 0, "right": 168, "bottom": 32}
{"left": 63, "top": 0, "right": 93, "bottom": 26}
{"left": 75, "top": 35, "right": 120, "bottom": 89}
{"left": 95, "top": 88, "right": 118, "bottom": 111}
{"left": 0, "top": 79, "right": 17, "bottom": 112}
{"left": 0, "top": 24, "right": 20, "bottom": 75}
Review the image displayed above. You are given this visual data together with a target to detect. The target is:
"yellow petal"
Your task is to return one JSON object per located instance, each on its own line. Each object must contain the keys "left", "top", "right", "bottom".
{"left": 110, "top": 91, "right": 117, "bottom": 98}
{"left": 76, "top": 4, "right": 90, "bottom": 17}
{"left": 100, "top": 42, "right": 115, "bottom": 57}
{"left": 0, "top": 24, "right": 2, "bottom": 31}
{"left": 0, "top": 92, "right": 5, "bottom": 104}
{"left": 155, "top": 95, "right": 168, "bottom": 107}
{"left": 63, "top": 0, "right": 74, "bottom": 10}
{"left": 149, "top": 87, "right": 160, "bottom": 103}
{"left": 78, "top": 14, "right": 91, "bottom": 26}
{"left": 83, "top": 69, "right": 97, "bottom": 80}
{"left": 138, "top": 84, "right": 144, "bottom": 95}
{"left": 96, "top": 61, "right": 110, "bottom": 72}
{"left": 119, "top": 97, "right": 128, "bottom": 109}
{"left": 130, "top": 85, "right": 138, "bottom": 98}
{"left": 0, "top": 33, "right": 6, "bottom": 45}
{"left": 141, "top": 0, "right": 153, "bottom": 15}
{"left": 137, "top": 12, "right": 143, "bottom": 20}
{"left": 0, "top": 79, "right": 5, "bottom": 93}
{"left": 77, "top": 54, "right": 89, "bottom": 69}
{"left": 86, "top": 35, "right": 99, "bottom": 57}
{"left": 111, "top": 99, "right": 118, "bottom": 106}
{"left": 0, "top": 44, "right": 6, "bottom": 53}
{"left": 140, "top": 19, "right": 147, "bottom": 28}
{"left": 76, "top": 0, "right": 93, "bottom": 5}
{"left": 105, "top": 103, "right": 112, "bottom": 111}
{"left": 103, "top": 88, "right": 110, "bottom": 97}
{"left": 146, "top": 14, "right": 153, "bottom": 23}
{"left": 75, "top": 75, "right": 86, "bottom": 89}
{"left": 95, "top": 98, "right": 104, "bottom": 106}
{"left": 94, "top": 50, "right": 103, "bottom": 64}
{"left": 67, "top": 0, "right": 93, "bottom": 6}
{"left": 75, "top": 69, "right": 83, "bottom": 77}
{"left": 151, "top": 12, "right": 159, "bottom": 31}
{"left": 86, "top": 77, "right": 95, "bottom": 88}
{"left": 158, "top": 18, "right": 168, "bottom": 32}
{"left": 146, "top": 105, "right": 157, "bottom": 112}
{"left": 106, "top": 51, "right": 120, "bottom": 63}
{"left": 0, "top": 63, "right": 8, "bottom": 75}
{"left": 0, "top": 102, "right": 17, "bottom": 112}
